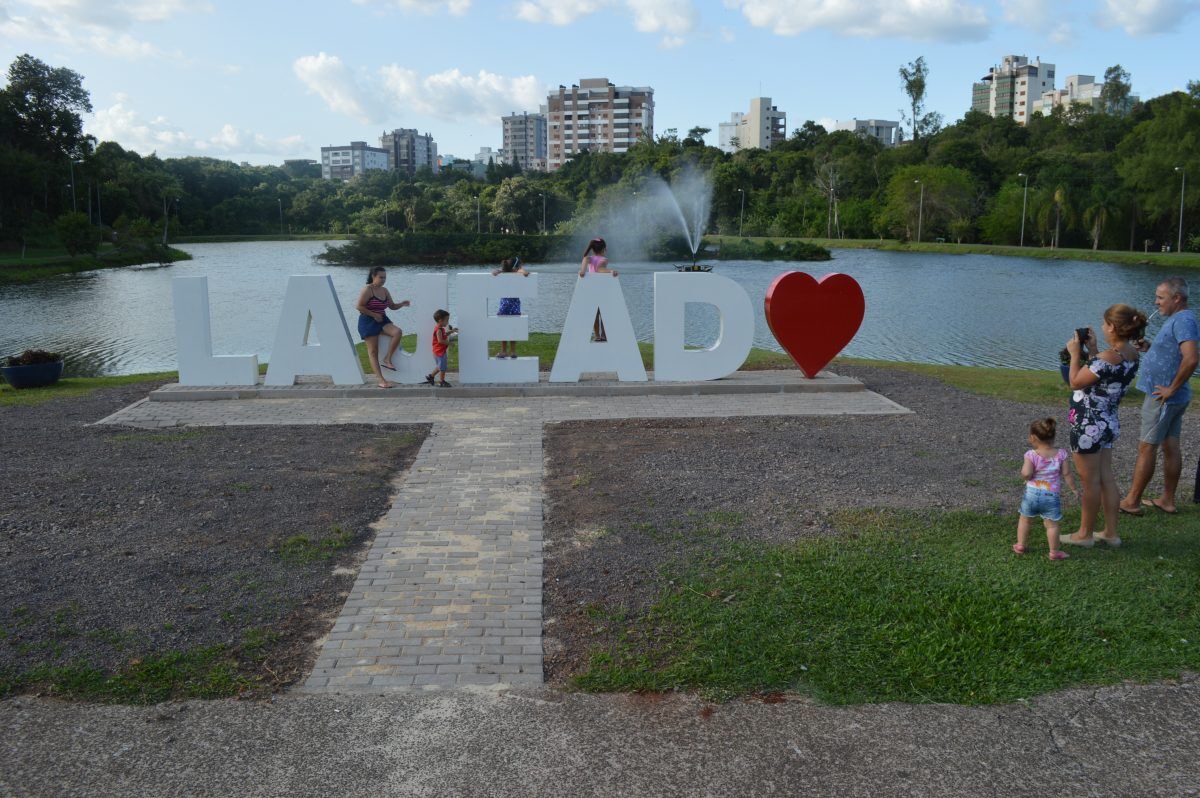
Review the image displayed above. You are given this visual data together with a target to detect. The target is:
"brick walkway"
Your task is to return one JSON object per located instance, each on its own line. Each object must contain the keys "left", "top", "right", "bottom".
{"left": 98, "top": 388, "right": 910, "bottom": 690}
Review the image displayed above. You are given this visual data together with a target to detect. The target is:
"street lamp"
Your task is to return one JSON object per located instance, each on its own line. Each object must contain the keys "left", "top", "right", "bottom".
{"left": 278, "top": 198, "right": 284, "bottom": 235}
{"left": 383, "top": 206, "right": 388, "bottom": 230}
{"left": 737, "top": 188, "right": 745, "bottom": 237}
{"left": 474, "top": 194, "right": 480, "bottom": 234}
{"left": 1018, "top": 172, "right": 1029, "bottom": 247}
{"left": 1177, "top": 167, "right": 1187, "bottom": 254}
{"left": 914, "top": 179, "right": 925, "bottom": 243}
{"left": 540, "top": 192, "right": 546, "bottom": 234}
{"left": 67, "top": 159, "right": 79, "bottom": 211}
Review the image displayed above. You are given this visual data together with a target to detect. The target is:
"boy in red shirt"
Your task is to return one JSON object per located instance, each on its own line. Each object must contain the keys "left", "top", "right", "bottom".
{"left": 424, "top": 309, "right": 457, "bottom": 387}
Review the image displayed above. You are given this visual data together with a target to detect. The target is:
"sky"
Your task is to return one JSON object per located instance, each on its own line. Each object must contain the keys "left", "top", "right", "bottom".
{"left": 2, "top": 0, "right": 1198, "bottom": 165}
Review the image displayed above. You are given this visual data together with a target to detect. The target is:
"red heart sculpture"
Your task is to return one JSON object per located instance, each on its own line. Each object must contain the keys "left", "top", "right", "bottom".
{"left": 765, "top": 272, "right": 865, "bottom": 378}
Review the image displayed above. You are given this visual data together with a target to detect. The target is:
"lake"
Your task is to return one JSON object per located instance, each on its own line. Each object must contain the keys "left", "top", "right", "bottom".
{"left": 0, "top": 240, "right": 1185, "bottom": 376}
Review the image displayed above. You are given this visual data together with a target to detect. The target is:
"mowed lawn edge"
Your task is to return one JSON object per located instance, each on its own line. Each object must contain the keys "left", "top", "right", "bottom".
{"left": 572, "top": 507, "right": 1200, "bottom": 705}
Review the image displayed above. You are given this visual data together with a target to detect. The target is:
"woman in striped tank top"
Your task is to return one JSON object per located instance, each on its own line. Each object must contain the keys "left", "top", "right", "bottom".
{"left": 356, "top": 266, "right": 410, "bottom": 388}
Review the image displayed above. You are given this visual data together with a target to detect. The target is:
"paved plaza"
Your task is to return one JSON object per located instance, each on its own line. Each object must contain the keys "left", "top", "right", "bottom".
{"left": 97, "top": 374, "right": 910, "bottom": 690}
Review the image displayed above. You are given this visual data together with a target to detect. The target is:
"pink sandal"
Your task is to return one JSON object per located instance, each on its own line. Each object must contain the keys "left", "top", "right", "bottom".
{"left": 1048, "top": 550, "right": 1069, "bottom": 560}
{"left": 1012, "top": 544, "right": 1027, "bottom": 555}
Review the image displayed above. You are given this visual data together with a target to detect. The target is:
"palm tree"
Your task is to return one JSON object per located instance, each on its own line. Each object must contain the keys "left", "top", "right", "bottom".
{"left": 1083, "top": 187, "right": 1122, "bottom": 251}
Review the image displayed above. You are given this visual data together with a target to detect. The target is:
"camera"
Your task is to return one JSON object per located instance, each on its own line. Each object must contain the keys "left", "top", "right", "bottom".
{"left": 1075, "top": 327, "right": 1091, "bottom": 355}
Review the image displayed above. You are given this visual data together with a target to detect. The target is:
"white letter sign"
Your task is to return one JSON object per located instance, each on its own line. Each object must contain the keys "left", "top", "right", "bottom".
{"left": 652, "top": 272, "right": 753, "bottom": 381}
{"left": 265, "top": 275, "right": 364, "bottom": 386}
{"left": 377, "top": 273, "right": 449, "bottom": 384}
{"left": 172, "top": 276, "right": 259, "bottom": 386}
{"left": 550, "top": 276, "right": 646, "bottom": 382}
{"left": 456, "top": 272, "right": 539, "bottom": 384}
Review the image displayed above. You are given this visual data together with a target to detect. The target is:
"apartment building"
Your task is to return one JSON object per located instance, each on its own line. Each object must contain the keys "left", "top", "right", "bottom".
{"left": 835, "top": 119, "right": 900, "bottom": 147}
{"left": 501, "top": 111, "right": 547, "bottom": 171}
{"left": 545, "top": 78, "right": 654, "bottom": 171}
{"left": 971, "top": 55, "right": 1056, "bottom": 125}
{"left": 717, "top": 98, "right": 786, "bottom": 153}
{"left": 1031, "top": 74, "right": 1139, "bottom": 116}
{"left": 320, "top": 142, "right": 390, "bottom": 180}
{"left": 717, "top": 112, "right": 744, "bottom": 153}
{"left": 380, "top": 128, "right": 439, "bottom": 175}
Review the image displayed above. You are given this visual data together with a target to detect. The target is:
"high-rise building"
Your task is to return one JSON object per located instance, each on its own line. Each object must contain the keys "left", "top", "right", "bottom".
{"left": 1031, "top": 74, "right": 1139, "bottom": 117}
{"left": 545, "top": 78, "right": 653, "bottom": 171}
{"left": 717, "top": 112, "right": 744, "bottom": 153}
{"left": 320, "top": 142, "right": 390, "bottom": 180}
{"left": 836, "top": 119, "right": 900, "bottom": 147}
{"left": 717, "top": 98, "right": 786, "bottom": 153}
{"left": 971, "top": 55, "right": 1056, "bottom": 125}
{"left": 501, "top": 111, "right": 547, "bottom": 171}
{"left": 380, "top": 128, "right": 439, "bottom": 175}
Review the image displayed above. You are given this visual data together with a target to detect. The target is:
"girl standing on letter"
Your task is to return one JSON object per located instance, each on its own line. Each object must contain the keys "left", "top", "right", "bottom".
{"left": 579, "top": 237, "right": 618, "bottom": 342}
{"left": 356, "top": 266, "right": 410, "bottom": 388}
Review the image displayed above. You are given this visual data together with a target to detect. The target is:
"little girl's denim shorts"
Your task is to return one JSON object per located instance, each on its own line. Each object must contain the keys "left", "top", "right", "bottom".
{"left": 1019, "top": 486, "right": 1062, "bottom": 522}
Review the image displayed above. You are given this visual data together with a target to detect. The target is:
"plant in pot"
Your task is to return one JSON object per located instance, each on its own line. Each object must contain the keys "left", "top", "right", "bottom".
{"left": 2, "top": 349, "right": 65, "bottom": 389}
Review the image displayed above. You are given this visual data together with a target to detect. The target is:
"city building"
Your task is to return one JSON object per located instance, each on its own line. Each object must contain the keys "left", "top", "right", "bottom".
{"left": 717, "top": 98, "right": 786, "bottom": 153}
{"left": 1031, "top": 74, "right": 1139, "bottom": 116}
{"left": 545, "top": 78, "right": 653, "bottom": 171}
{"left": 971, "top": 55, "right": 1056, "bottom": 125}
{"left": 380, "top": 128, "right": 439, "bottom": 175}
{"left": 473, "top": 146, "right": 507, "bottom": 165}
{"left": 501, "top": 111, "right": 548, "bottom": 171}
{"left": 320, "top": 142, "right": 390, "bottom": 180}
{"left": 835, "top": 119, "right": 900, "bottom": 147}
{"left": 717, "top": 112, "right": 744, "bottom": 153}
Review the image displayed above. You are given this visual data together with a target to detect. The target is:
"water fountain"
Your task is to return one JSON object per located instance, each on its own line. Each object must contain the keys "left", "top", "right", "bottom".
{"left": 644, "top": 167, "right": 714, "bottom": 272}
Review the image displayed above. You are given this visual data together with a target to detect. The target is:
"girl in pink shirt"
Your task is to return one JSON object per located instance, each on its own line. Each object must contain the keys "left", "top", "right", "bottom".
{"left": 1014, "top": 417, "right": 1079, "bottom": 560}
{"left": 579, "top": 237, "right": 618, "bottom": 342}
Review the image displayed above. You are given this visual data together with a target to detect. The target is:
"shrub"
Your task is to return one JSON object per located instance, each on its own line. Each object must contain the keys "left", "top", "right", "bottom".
{"left": 5, "top": 349, "right": 62, "bottom": 366}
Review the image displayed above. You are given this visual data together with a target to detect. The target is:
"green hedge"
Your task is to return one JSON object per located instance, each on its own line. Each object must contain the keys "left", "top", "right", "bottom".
{"left": 318, "top": 233, "right": 574, "bottom": 265}
{"left": 714, "top": 238, "right": 832, "bottom": 261}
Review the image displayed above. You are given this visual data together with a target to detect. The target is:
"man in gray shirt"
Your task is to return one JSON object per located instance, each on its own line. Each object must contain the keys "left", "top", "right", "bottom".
{"left": 1121, "top": 276, "right": 1199, "bottom": 514}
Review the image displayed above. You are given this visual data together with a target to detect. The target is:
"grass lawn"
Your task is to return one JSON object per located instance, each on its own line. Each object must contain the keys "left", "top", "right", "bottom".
{"left": 575, "top": 507, "right": 1200, "bottom": 705}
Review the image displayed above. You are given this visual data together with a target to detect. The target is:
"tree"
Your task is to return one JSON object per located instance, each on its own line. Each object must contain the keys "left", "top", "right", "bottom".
{"left": 1100, "top": 64, "right": 1133, "bottom": 115}
{"left": 898, "top": 57, "right": 943, "bottom": 141}
{"left": 0, "top": 54, "right": 93, "bottom": 161}
{"left": 684, "top": 126, "right": 710, "bottom": 147}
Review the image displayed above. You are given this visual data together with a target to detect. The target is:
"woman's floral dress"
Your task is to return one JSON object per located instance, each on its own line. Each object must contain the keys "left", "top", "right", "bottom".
{"left": 1068, "top": 357, "right": 1138, "bottom": 454}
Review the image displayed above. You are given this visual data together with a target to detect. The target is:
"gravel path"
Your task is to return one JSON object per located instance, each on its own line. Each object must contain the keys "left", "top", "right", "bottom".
{"left": 542, "top": 363, "right": 1200, "bottom": 681}
{"left": 1, "top": 383, "right": 427, "bottom": 696}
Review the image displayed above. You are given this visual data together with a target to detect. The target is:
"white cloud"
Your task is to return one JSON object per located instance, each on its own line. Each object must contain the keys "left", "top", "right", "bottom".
{"left": 719, "top": 25, "right": 735, "bottom": 41}
{"left": 515, "top": 0, "right": 608, "bottom": 24}
{"left": 1100, "top": 0, "right": 1198, "bottom": 35}
{"left": 293, "top": 52, "right": 385, "bottom": 124}
{"left": 626, "top": 0, "right": 695, "bottom": 33}
{"left": 999, "top": 0, "right": 1075, "bottom": 43}
{"left": 516, "top": 0, "right": 696, "bottom": 40}
{"left": 378, "top": 65, "right": 544, "bottom": 123}
{"left": 726, "top": 0, "right": 989, "bottom": 41}
{"left": 87, "top": 93, "right": 307, "bottom": 157}
{"left": 352, "top": 0, "right": 471, "bottom": 13}
{"left": 0, "top": 0, "right": 207, "bottom": 58}
{"left": 658, "top": 34, "right": 685, "bottom": 48}
{"left": 293, "top": 53, "right": 543, "bottom": 126}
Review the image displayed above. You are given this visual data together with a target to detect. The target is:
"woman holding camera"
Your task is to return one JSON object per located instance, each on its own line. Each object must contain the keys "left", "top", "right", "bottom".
{"left": 1064, "top": 304, "right": 1148, "bottom": 548}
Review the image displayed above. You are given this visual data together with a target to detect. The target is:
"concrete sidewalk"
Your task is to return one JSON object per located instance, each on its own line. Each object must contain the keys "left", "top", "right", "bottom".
{"left": 3, "top": 678, "right": 1197, "bottom": 797}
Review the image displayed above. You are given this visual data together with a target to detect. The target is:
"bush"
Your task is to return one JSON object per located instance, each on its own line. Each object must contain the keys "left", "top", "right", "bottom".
{"left": 54, "top": 213, "right": 102, "bottom": 257}
{"left": 5, "top": 349, "right": 62, "bottom": 366}
{"left": 318, "top": 232, "right": 575, "bottom": 265}
{"left": 716, "top": 238, "right": 831, "bottom": 261}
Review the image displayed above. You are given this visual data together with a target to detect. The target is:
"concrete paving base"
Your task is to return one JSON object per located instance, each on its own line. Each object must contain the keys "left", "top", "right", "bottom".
{"left": 148, "top": 369, "right": 863, "bottom": 401}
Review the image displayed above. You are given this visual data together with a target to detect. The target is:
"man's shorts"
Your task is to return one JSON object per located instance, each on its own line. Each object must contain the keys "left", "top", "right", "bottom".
{"left": 1019, "top": 487, "right": 1063, "bottom": 522}
{"left": 1139, "top": 393, "right": 1189, "bottom": 445}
